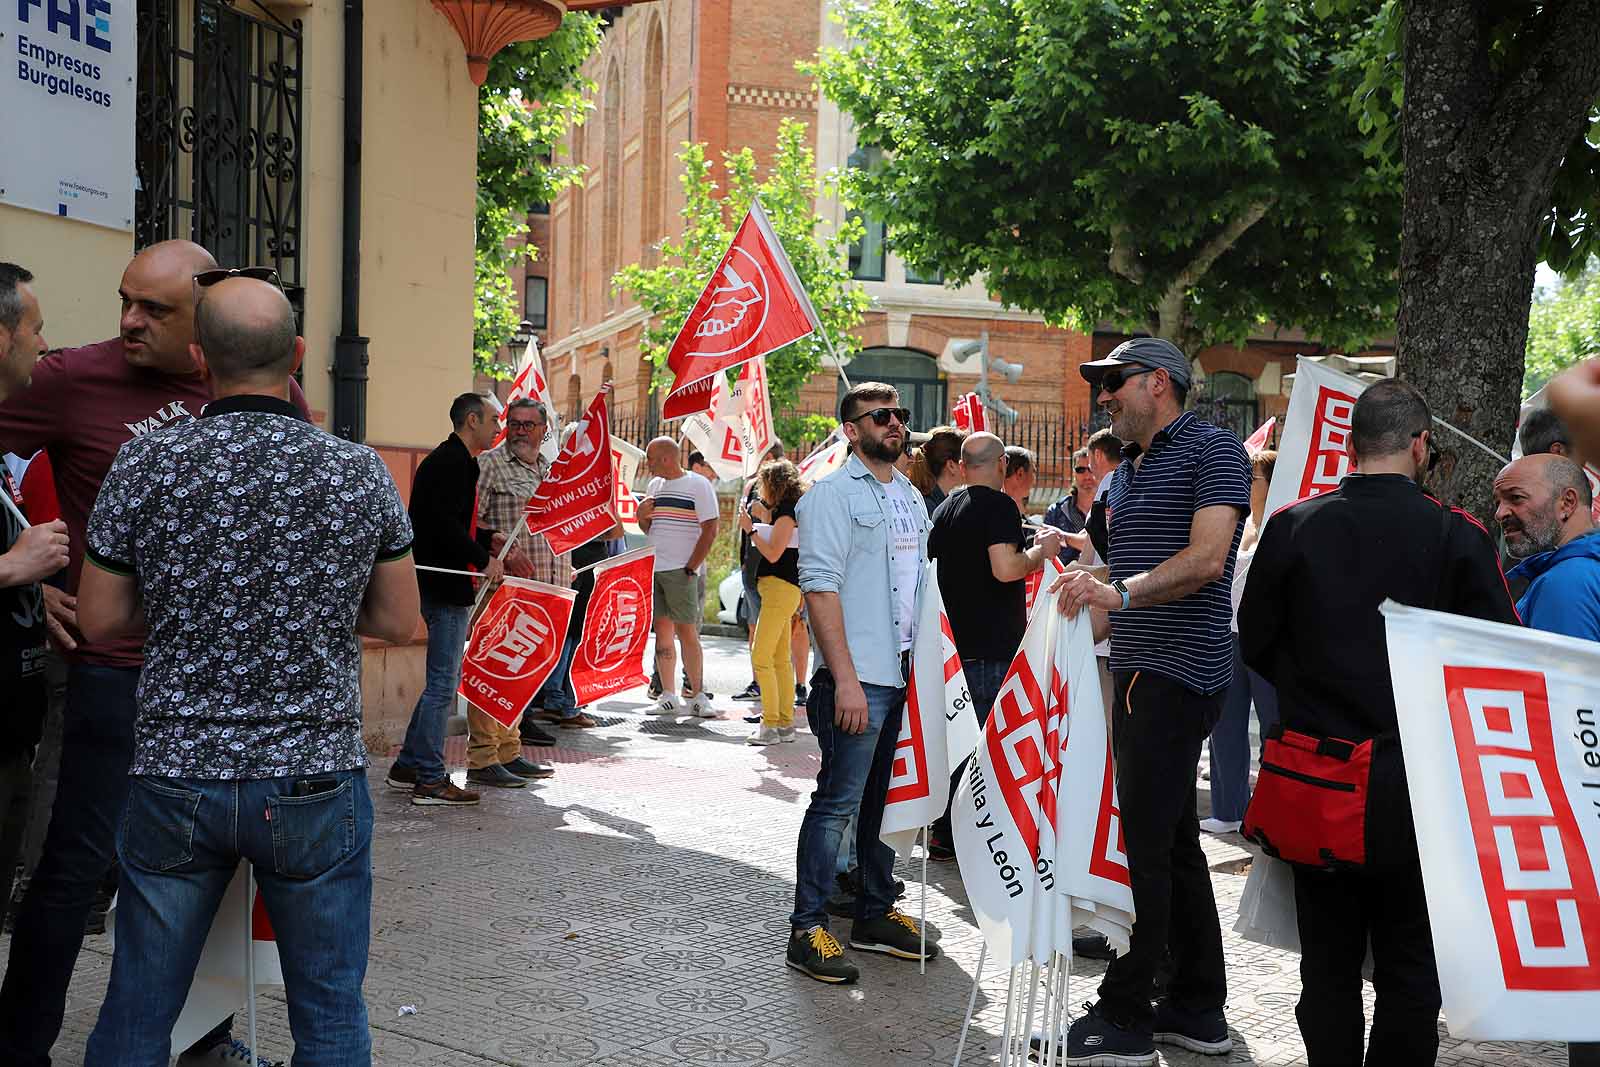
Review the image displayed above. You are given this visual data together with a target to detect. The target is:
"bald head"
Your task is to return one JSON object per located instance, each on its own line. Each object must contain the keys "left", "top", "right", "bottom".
{"left": 119, "top": 240, "right": 219, "bottom": 373}
{"left": 960, "top": 432, "right": 1007, "bottom": 489}
{"left": 194, "top": 277, "right": 299, "bottom": 386}
{"left": 645, "top": 436, "right": 684, "bottom": 479}
{"left": 1494, "top": 453, "right": 1595, "bottom": 559}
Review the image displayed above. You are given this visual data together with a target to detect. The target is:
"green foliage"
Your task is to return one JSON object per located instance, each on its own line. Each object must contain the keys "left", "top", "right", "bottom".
{"left": 1525, "top": 261, "right": 1600, "bottom": 396}
{"left": 473, "top": 16, "right": 603, "bottom": 376}
{"left": 613, "top": 119, "right": 872, "bottom": 412}
{"left": 807, "top": 0, "right": 1401, "bottom": 352}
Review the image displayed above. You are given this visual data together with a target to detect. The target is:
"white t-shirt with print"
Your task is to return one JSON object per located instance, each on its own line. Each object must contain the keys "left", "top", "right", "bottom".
{"left": 884, "top": 478, "right": 923, "bottom": 651}
{"left": 645, "top": 472, "right": 720, "bottom": 570}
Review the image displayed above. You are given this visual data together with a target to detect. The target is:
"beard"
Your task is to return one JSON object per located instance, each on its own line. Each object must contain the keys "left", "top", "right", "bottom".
{"left": 1502, "top": 513, "right": 1562, "bottom": 559}
{"left": 857, "top": 430, "right": 902, "bottom": 464}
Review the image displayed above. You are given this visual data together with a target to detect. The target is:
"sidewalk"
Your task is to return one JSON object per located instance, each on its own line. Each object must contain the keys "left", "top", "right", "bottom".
{"left": 9, "top": 635, "right": 1570, "bottom": 1065}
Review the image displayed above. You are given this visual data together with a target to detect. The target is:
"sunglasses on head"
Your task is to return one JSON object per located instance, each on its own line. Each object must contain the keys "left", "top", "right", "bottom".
{"left": 194, "top": 266, "right": 282, "bottom": 289}
{"left": 1411, "top": 429, "right": 1442, "bottom": 473}
{"left": 1100, "top": 365, "right": 1157, "bottom": 394}
{"left": 850, "top": 406, "right": 911, "bottom": 428}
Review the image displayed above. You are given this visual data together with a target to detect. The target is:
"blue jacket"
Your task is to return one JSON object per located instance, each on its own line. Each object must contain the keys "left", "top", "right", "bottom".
{"left": 1508, "top": 529, "right": 1600, "bottom": 642}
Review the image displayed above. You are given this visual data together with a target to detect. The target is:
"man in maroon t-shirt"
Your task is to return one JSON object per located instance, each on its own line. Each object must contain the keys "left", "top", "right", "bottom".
{"left": 0, "top": 240, "right": 311, "bottom": 1065}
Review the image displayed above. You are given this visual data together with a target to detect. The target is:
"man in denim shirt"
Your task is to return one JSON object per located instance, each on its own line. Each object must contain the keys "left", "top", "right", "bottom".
{"left": 786, "top": 382, "right": 939, "bottom": 983}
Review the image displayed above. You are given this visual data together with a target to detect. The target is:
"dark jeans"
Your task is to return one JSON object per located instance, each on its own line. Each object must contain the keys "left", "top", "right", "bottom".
{"left": 1097, "top": 669, "right": 1227, "bottom": 1026}
{"left": 535, "top": 633, "right": 581, "bottom": 716}
{"left": 0, "top": 751, "right": 32, "bottom": 916}
{"left": 1294, "top": 855, "right": 1440, "bottom": 1066}
{"left": 393, "top": 595, "right": 471, "bottom": 784}
{"left": 86, "top": 771, "right": 374, "bottom": 1066}
{"left": 1208, "top": 636, "right": 1280, "bottom": 822}
{"left": 0, "top": 663, "right": 140, "bottom": 1067}
{"left": 931, "top": 657, "right": 1009, "bottom": 844}
{"left": 789, "top": 668, "right": 906, "bottom": 931}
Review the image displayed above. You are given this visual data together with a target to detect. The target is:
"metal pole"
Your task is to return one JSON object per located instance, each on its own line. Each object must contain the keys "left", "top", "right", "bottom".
{"left": 919, "top": 825, "right": 929, "bottom": 975}
{"left": 952, "top": 943, "right": 986, "bottom": 1067}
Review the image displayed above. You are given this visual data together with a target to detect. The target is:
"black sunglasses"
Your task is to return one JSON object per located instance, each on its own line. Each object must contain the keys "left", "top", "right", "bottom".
{"left": 1412, "top": 429, "right": 1442, "bottom": 473}
{"left": 850, "top": 406, "right": 911, "bottom": 428}
{"left": 194, "top": 266, "right": 282, "bottom": 289}
{"left": 1100, "top": 365, "right": 1157, "bottom": 393}
{"left": 1074, "top": 465, "right": 1092, "bottom": 474}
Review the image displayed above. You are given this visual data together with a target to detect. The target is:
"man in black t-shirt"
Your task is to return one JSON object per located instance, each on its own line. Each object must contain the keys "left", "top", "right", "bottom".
{"left": 925, "top": 432, "right": 1061, "bottom": 856}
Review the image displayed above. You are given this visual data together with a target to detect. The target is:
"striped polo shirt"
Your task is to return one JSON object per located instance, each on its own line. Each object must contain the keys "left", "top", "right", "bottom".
{"left": 1106, "top": 411, "right": 1251, "bottom": 694}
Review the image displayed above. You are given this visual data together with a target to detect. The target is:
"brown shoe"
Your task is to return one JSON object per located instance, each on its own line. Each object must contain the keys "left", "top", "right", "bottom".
{"left": 560, "top": 711, "right": 599, "bottom": 728}
{"left": 411, "top": 779, "right": 480, "bottom": 806}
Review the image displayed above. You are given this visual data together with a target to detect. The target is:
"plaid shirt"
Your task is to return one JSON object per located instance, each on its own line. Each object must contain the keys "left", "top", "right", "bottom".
{"left": 477, "top": 444, "right": 572, "bottom": 588}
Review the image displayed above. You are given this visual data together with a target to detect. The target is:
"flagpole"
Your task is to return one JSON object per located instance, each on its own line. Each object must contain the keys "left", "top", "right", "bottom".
{"left": 952, "top": 943, "right": 985, "bottom": 1067}
{"left": 1020, "top": 961, "right": 1041, "bottom": 1067}
{"left": 919, "top": 825, "right": 929, "bottom": 976}
{"left": 0, "top": 491, "right": 29, "bottom": 530}
{"left": 998, "top": 963, "right": 1018, "bottom": 1067}
{"left": 244, "top": 863, "right": 258, "bottom": 1066}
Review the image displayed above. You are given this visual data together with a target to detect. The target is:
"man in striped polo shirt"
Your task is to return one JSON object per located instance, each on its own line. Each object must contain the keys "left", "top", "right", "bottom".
{"left": 1054, "top": 336, "right": 1251, "bottom": 1065}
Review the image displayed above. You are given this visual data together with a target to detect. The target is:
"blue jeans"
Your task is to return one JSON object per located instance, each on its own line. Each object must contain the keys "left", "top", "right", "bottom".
{"left": 0, "top": 663, "right": 139, "bottom": 1067}
{"left": 931, "top": 657, "right": 1010, "bottom": 843}
{"left": 535, "top": 633, "right": 580, "bottom": 716}
{"left": 790, "top": 669, "right": 906, "bottom": 931}
{"left": 86, "top": 771, "right": 373, "bottom": 1066}
{"left": 394, "top": 596, "right": 471, "bottom": 784}
{"left": 1208, "top": 636, "right": 1281, "bottom": 823}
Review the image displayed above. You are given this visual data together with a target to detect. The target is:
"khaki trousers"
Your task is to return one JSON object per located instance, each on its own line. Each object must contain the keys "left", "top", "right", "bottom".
{"left": 467, "top": 706, "right": 524, "bottom": 769}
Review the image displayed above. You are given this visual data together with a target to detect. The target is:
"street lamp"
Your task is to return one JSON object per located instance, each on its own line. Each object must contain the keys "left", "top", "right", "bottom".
{"left": 951, "top": 331, "right": 1023, "bottom": 422}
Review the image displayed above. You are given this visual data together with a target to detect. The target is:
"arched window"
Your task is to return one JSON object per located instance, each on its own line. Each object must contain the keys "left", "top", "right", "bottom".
{"left": 640, "top": 20, "right": 665, "bottom": 269}
{"left": 567, "top": 372, "right": 582, "bottom": 421}
{"left": 1192, "top": 370, "right": 1258, "bottom": 439}
{"left": 836, "top": 348, "right": 945, "bottom": 430}
{"left": 602, "top": 62, "right": 623, "bottom": 308}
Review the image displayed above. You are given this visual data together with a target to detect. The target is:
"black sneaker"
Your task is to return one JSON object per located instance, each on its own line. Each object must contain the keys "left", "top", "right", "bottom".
{"left": 1152, "top": 999, "right": 1233, "bottom": 1056}
{"left": 823, "top": 890, "right": 856, "bottom": 919}
{"left": 926, "top": 832, "right": 956, "bottom": 861}
{"left": 385, "top": 764, "right": 418, "bottom": 791}
{"left": 503, "top": 756, "right": 555, "bottom": 779}
{"left": 786, "top": 925, "right": 860, "bottom": 984}
{"left": 520, "top": 721, "right": 558, "bottom": 747}
{"left": 1064, "top": 1002, "right": 1155, "bottom": 1066}
{"left": 848, "top": 909, "right": 939, "bottom": 961}
{"left": 466, "top": 764, "right": 527, "bottom": 789}
{"left": 733, "top": 681, "right": 762, "bottom": 701}
{"left": 1072, "top": 930, "right": 1117, "bottom": 961}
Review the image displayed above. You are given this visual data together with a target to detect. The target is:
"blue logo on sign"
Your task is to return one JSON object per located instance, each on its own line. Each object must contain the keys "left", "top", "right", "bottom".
{"left": 17, "top": 0, "right": 113, "bottom": 54}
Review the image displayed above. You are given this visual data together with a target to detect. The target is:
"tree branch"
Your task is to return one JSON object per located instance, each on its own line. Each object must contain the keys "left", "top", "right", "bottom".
{"left": 1108, "top": 222, "right": 1146, "bottom": 285}
{"left": 1152, "top": 198, "right": 1276, "bottom": 342}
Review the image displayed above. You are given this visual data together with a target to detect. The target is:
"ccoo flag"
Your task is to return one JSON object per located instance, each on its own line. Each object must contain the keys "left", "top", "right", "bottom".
{"left": 661, "top": 199, "right": 822, "bottom": 419}
{"left": 1261, "top": 357, "right": 1367, "bottom": 533}
{"left": 881, "top": 561, "right": 980, "bottom": 855}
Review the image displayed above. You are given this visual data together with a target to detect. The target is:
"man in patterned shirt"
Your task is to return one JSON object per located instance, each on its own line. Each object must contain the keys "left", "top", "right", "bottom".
{"left": 75, "top": 276, "right": 419, "bottom": 1063}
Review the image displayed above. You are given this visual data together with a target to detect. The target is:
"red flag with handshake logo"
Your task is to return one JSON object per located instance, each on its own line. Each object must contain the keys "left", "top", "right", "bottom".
{"left": 661, "top": 198, "right": 823, "bottom": 419}
{"left": 524, "top": 389, "right": 617, "bottom": 556}
{"left": 569, "top": 547, "right": 655, "bottom": 704}
{"left": 459, "top": 579, "right": 578, "bottom": 727}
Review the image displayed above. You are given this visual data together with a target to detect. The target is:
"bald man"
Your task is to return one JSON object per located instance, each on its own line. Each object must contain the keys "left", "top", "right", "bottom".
{"left": 1496, "top": 453, "right": 1600, "bottom": 642}
{"left": 924, "top": 432, "right": 1061, "bottom": 857}
{"left": 0, "top": 245, "right": 312, "bottom": 1065}
{"left": 77, "top": 276, "right": 414, "bottom": 1061}
{"left": 638, "top": 437, "right": 719, "bottom": 716}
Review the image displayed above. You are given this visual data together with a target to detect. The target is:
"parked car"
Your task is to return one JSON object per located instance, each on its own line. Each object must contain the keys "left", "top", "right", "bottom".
{"left": 717, "top": 570, "right": 745, "bottom": 626}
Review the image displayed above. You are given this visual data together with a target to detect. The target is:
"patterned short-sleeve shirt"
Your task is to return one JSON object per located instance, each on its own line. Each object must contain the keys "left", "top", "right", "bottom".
{"left": 86, "top": 394, "right": 414, "bottom": 779}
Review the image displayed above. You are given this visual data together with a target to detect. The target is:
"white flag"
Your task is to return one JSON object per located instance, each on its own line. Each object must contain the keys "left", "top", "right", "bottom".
{"left": 610, "top": 435, "right": 645, "bottom": 535}
{"left": 732, "top": 357, "right": 776, "bottom": 471}
{"left": 681, "top": 372, "right": 749, "bottom": 481}
{"left": 797, "top": 426, "right": 848, "bottom": 483}
{"left": 881, "top": 560, "right": 979, "bottom": 855}
{"left": 497, "top": 336, "right": 561, "bottom": 464}
{"left": 1261, "top": 357, "right": 1368, "bottom": 532}
{"left": 1383, "top": 600, "right": 1600, "bottom": 1041}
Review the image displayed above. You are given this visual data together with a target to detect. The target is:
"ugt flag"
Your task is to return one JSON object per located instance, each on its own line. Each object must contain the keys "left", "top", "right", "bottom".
{"left": 1261, "top": 357, "right": 1367, "bottom": 529}
{"left": 570, "top": 547, "right": 655, "bottom": 704}
{"left": 683, "top": 358, "right": 781, "bottom": 482}
{"left": 881, "top": 561, "right": 980, "bottom": 856}
{"left": 524, "top": 389, "right": 617, "bottom": 556}
{"left": 661, "top": 198, "right": 822, "bottom": 419}
{"left": 459, "top": 579, "right": 578, "bottom": 727}
{"left": 1383, "top": 601, "right": 1600, "bottom": 1041}
{"left": 492, "top": 336, "right": 560, "bottom": 463}
{"left": 952, "top": 392, "right": 988, "bottom": 434}
{"left": 611, "top": 435, "right": 645, "bottom": 535}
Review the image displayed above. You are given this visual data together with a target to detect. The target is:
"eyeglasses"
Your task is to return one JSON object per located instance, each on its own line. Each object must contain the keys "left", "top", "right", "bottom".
{"left": 506, "top": 419, "right": 541, "bottom": 433}
{"left": 1411, "top": 429, "right": 1441, "bottom": 473}
{"left": 194, "top": 266, "right": 282, "bottom": 289}
{"left": 1100, "top": 365, "right": 1157, "bottom": 394}
{"left": 849, "top": 406, "right": 911, "bottom": 428}
{"left": 1074, "top": 465, "right": 1092, "bottom": 474}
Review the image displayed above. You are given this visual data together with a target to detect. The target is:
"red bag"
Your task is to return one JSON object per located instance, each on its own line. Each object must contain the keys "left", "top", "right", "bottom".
{"left": 1241, "top": 724, "right": 1373, "bottom": 869}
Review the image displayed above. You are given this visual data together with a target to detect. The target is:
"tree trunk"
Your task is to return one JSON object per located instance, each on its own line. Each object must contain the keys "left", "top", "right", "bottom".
{"left": 1398, "top": 0, "right": 1600, "bottom": 523}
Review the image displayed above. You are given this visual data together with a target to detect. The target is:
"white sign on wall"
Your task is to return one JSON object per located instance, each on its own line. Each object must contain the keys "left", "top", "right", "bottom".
{"left": 0, "top": 0, "right": 135, "bottom": 231}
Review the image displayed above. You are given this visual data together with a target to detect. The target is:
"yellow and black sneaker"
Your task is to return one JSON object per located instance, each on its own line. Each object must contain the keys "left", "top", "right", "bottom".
{"left": 786, "top": 925, "right": 860, "bottom": 984}
{"left": 849, "top": 909, "right": 941, "bottom": 961}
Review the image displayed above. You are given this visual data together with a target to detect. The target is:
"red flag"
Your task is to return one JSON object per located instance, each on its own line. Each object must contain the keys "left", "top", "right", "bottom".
{"left": 1244, "top": 416, "right": 1276, "bottom": 455}
{"left": 569, "top": 547, "right": 655, "bottom": 704}
{"left": 952, "top": 392, "right": 988, "bottom": 433}
{"left": 459, "top": 579, "right": 578, "bottom": 727}
{"left": 524, "top": 389, "right": 617, "bottom": 556}
{"left": 661, "top": 199, "right": 821, "bottom": 419}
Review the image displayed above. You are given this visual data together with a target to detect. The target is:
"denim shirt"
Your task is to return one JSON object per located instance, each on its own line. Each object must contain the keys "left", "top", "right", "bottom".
{"left": 797, "top": 452, "right": 931, "bottom": 688}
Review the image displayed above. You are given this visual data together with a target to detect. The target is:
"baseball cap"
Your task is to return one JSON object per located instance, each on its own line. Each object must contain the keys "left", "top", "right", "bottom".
{"left": 1079, "top": 336, "right": 1192, "bottom": 389}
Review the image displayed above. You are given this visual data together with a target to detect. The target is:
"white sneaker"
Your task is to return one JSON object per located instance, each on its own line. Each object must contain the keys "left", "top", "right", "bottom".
{"left": 746, "top": 726, "right": 781, "bottom": 746}
{"left": 687, "top": 693, "right": 719, "bottom": 718}
{"left": 650, "top": 694, "right": 683, "bottom": 716}
{"left": 778, "top": 727, "right": 797, "bottom": 743}
{"left": 1199, "top": 817, "right": 1242, "bottom": 835}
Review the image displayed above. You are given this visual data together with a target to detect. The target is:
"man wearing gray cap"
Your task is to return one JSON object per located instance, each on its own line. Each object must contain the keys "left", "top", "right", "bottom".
{"left": 1053, "top": 336, "right": 1251, "bottom": 1064}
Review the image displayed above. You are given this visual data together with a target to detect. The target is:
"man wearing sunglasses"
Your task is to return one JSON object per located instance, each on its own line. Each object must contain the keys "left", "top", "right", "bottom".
{"left": 1052, "top": 336, "right": 1252, "bottom": 1063}
{"left": 0, "top": 242, "right": 311, "bottom": 1066}
{"left": 786, "top": 383, "right": 937, "bottom": 983}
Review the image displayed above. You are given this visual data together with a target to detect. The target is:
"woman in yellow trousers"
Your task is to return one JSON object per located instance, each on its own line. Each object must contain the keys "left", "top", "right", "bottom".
{"left": 738, "top": 460, "right": 806, "bottom": 746}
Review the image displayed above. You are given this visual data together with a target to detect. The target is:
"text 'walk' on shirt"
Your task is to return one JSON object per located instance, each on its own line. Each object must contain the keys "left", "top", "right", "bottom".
{"left": 0, "top": 469, "right": 47, "bottom": 757}
{"left": 928, "top": 483, "right": 1027, "bottom": 662}
{"left": 86, "top": 394, "right": 414, "bottom": 780}
{"left": 1106, "top": 411, "right": 1251, "bottom": 694}
{"left": 645, "top": 472, "right": 719, "bottom": 571}
{"left": 0, "top": 338, "right": 310, "bottom": 668}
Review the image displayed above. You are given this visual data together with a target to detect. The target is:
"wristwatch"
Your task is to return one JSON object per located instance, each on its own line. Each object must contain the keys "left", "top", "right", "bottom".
{"left": 684, "top": 565, "right": 697, "bottom": 578}
{"left": 1112, "top": 579, "right": 1130, "bottom": 611}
